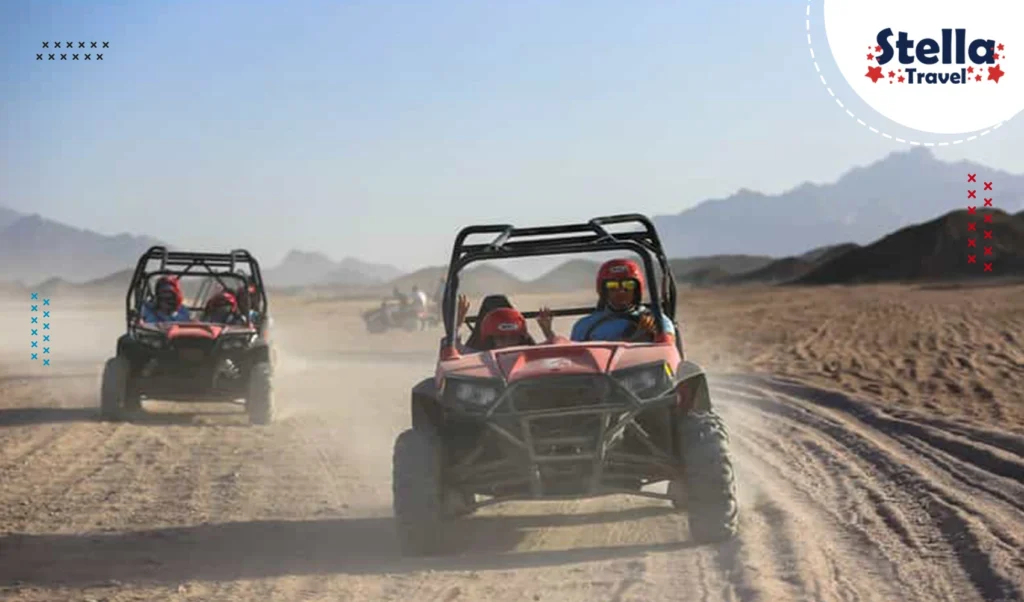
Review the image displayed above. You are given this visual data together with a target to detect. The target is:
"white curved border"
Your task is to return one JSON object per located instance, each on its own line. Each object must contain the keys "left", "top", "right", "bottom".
{"left": 806, "top": 0, "right": 1005, "bottom": 146}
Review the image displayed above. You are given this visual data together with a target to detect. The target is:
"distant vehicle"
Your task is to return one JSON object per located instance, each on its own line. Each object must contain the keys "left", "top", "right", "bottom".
{"left": 100, "top": 247, "right": 276, "bottom": 424}
{"left": 362, "top": 298, "right": 440, "bottom": 334}
{"left": 391, "top": 214, "right": 738, "bottom": 555}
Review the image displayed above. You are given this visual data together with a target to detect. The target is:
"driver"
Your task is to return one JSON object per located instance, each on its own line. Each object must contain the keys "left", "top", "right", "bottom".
{"left": 570, "top": 258, "right": 675, "bottom": 343}
{"left": 141, "top": 276, "right": 190, "bottom": 323}
{"left": 202, "top": 290, "right": 245, "bottom": 324}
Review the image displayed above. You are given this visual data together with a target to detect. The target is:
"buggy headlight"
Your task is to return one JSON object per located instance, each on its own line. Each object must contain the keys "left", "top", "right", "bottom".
{"left": 447, "top": 379, "right": 502, "bottom": 408}
{"left": 135, "top": 332, "right": 165, "bottom": 349}
{"left": 613, "top": 362, "right": 673, "bottom": 399}
{"left": 221, "top": 334, "right": 255, "bottom": 350}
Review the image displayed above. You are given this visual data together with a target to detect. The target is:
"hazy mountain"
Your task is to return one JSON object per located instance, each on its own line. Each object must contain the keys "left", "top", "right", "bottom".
{"left": 653, "top": 148, "right": 1024, "bottom": 258}
{"left": 263, "top": 250, "right": 404, "bottom": 287}
{"left": 0, "top": 208, "right": 166, "bottom": 284}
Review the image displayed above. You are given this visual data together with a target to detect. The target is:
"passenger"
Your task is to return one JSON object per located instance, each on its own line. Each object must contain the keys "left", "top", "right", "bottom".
{"left": 140, "top": 276, "right": 190, "bottom": 323}
{"left": 570, "top": 258, "right": 675, "bottom": 343}
{"left": 202, "top": 290, "right": 244, "bottom": 325}
{"left": 451, "top": 294, "right": 566, "bottom": 352}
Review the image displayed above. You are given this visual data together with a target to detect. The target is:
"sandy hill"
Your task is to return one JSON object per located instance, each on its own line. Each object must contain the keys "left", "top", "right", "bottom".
{"left": 669, "top": 255, "right": 773, "bottom": 279}
{"left": 721, "top": 243, "right": 861, "bottom": 285}
{"left": 794, "top": 209, "right": 1024, "bottom": 284}
{"left": 678, "top": 266, "right": 733, "bottom": 287}
{"left": 528, "top": 259, "right": 600, "bottom": 293}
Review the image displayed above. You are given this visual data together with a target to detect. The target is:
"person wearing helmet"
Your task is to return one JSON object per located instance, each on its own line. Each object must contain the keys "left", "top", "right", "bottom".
{"left": 450, "top": 294, "right": 567, "bottom": 352}
{"left": 234, "top": 280, "right": 261, "bottom": 324}
{"left": 411, "top": 284, "right": 430, "bottom": 330}
{"left": 570, "top": 258, "right": 675, "bottom": 343}
{"left": 202, "top": 290, "right": 244, "bottom": 324}
{"left": 140, "top": 276, "right": 191, "bottom": 323}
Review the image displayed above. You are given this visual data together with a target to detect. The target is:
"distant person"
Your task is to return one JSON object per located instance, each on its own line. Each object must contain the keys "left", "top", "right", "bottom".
{"left": 411, "top": 285, "right": 429, "bottom": 329}
{"left": 393, "top": 286, "right": 408, "bottom": 307}
{"left": 141, "top": 276, "right": 190, "bottom": 323}
{"left": 570, "top": 259, "right": 675, "bottom": 343}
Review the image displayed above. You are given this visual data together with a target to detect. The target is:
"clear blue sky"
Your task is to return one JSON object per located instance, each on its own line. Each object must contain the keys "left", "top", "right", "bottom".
{"left": 2, "top": 0, "right": 1022, "bottom": 270}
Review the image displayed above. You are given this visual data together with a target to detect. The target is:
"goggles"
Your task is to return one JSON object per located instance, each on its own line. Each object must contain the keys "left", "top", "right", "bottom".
{"left": 603, "top": 279, "right": 637, "bottom": 291}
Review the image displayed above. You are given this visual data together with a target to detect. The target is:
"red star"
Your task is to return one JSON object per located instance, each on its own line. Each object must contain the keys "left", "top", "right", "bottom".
{"left": 968, "top": 255, "right": 977, "bottom": 264}
{"left": 968, "top": 66, "right": 974, "bottom": 74}
{"left": 984, "top": 214, "right": 993, "bottom": 223}
{"left": 984, "top": 246, "right": 993, "bottom": 256}
{"left": 984, "top": 182, "right": 992, "bottom": 190}
{"left": 968, "top": 239, "right": 977, "bottom": 247}
{"left": 967, "top": 173, "right": 976, "bottom": 182}
{"left": 867, "top": 53, "right": 875, "bottom": 60}
{"left": 984, "top": 198, "right": 993, "bottom": 206}
{"left": 968, "top": 190, "right": 977, "bottom": 199}
{"left": 992, "top": 53, "right": 1000, "bottom": 60}
{"left": 866, "top": 66, "right": 884, "bottom": 83}
{"left": 875, "top": 45, "right": 882, "bottom": 53}
{"left": 976, "top": 74, "right": 983, "bottom": 82}
{"left": 989, "top": 64, "right": 1005, "bottom": 83}
{"left": 984, "top": 263, "right": 993, "bottom": 272}
{"left": 898, "top": 74, "right": 905, "bottom": 83}
{"left": 888, "top": 71, "right": 895, "bottom": 78}
{"left": 984, "top": 230, "right": 992, "bottom": 239}
{"left": 998, "top": 43, "right": 1004, "bottom": 51}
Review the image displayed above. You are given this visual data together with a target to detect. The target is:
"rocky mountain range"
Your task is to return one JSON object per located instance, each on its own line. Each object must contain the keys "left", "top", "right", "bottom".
{"left": 2, "top": 148, "right": 1021, "bottom": 289}
{"left": 651, "top": 147, "right": 1024, "bottom": 258}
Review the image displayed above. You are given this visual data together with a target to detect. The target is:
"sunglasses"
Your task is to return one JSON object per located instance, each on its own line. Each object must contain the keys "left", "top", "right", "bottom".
{"left": 603, "top": 280, "right": 637, "bottom": 291}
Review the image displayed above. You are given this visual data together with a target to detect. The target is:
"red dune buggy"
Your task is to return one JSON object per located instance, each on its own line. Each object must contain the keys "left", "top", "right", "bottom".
{"left": 100, "top": 247, "right": 276, "bottom": 424}
{"left": 391, "top": 214, "right": 738, "bottom": 555}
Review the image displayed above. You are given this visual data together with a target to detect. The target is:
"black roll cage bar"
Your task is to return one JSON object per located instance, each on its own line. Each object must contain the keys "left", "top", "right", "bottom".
{"left": 440, "top": 214, "right": 680, "bottom": 353}
{"left": 125, "top": 246, "right": 269, "bottom": 330}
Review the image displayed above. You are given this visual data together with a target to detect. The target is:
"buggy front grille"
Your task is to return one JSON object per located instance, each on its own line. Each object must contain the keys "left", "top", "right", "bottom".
{"left": 494, "top": 375, "right": 632, "bottom": 458}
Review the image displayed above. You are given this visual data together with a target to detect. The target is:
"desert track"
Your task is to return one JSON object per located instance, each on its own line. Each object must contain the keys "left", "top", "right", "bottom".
{"left": 0, "top": 288, "right": 1022, "bottom": 601}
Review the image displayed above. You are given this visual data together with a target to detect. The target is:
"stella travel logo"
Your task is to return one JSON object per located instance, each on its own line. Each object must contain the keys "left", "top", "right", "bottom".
{"left": 866, "top": 29, "right": 1005, "bottom": 86}
{"left": 820, "top": 0, "right": 1023, "bottom": 137}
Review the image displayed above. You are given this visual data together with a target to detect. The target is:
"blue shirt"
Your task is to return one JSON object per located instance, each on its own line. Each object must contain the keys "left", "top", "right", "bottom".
{"left": 141, "top": 303, "right": 190, "bottom": 323}
{"left": 570, "top": 307, "right": 675, "bottom": 342}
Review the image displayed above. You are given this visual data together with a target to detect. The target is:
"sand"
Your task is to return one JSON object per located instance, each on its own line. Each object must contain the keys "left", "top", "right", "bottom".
{"left": 0, "top": 283, "right": 1022, "bottom": 601}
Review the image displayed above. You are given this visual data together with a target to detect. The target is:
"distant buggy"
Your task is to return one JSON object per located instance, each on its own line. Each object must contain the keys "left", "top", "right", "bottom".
{"left": 391, "top": 214, "right": 739, "bottom": 555}
{"left": 100, "top": 247, "right": 276, "bottom": 424}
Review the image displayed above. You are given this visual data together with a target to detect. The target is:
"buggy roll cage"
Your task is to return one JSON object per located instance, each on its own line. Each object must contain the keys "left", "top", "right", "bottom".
{"left": 440, "top": 213, "right": 680, "bottom": 353}
{"left": 125, "top": 246, "right": 269, "bottom": 330}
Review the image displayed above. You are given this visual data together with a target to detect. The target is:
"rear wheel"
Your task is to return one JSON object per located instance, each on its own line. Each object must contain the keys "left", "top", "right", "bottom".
{"left": 392, "top": 427, "right": 446, "bottom": 555}
{"left": 100, "top": 356, "right": 131, "bottom": 420}
{"left": 678, "top": 411, "right": 739, "bottom": 543}
{"left": 245, "top": 361, "right": 274, "bottom": 425}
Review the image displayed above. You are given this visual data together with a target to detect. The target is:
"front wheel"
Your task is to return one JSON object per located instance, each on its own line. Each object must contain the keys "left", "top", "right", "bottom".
{"left": 100, "top": 356, "right": 131, "bottom": 420}
{"left": 392, "top": 428, "right": 446, "bottom": 555}
{"left": 245, "top": 361, "right": 274, "bottom": 425}
{"left": 678, "top": 411, "right": 739, "bottom": 543}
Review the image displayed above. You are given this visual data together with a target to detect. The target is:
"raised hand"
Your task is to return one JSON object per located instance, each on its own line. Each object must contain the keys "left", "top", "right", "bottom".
{"left": 456, "top": 293, "right": 471, "bottom": 326}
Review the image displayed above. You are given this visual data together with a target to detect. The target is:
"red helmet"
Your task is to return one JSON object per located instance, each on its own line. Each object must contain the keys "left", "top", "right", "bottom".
{"left": 480, "top": 307, "right": 527, "bottom": 343}
{"left": 596, "top": 258, "right": 644, "bottom": 304}
{"left": 155, "top": 275, "right": 183, "bottom": 308}
{"left": 206, "top": 291, "right": 238, "bottom": 313}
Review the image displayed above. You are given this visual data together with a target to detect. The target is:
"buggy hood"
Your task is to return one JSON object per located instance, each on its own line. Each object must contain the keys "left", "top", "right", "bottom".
{"left": 137, "top": 321, "right": 253, "bottom": 340}
{"left": 438, "top": 341, "right": 679, "bottom": 384}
